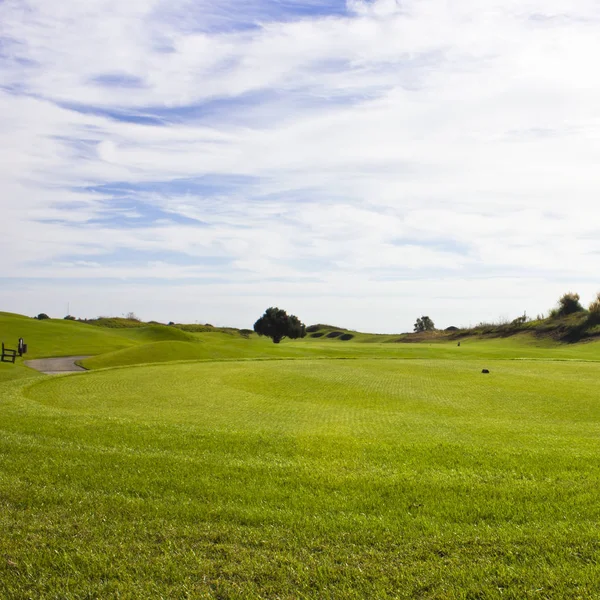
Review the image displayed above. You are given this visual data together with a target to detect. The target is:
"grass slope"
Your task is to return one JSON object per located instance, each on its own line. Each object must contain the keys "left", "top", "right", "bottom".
{"left": 0, "top": 313, "right": 209, "bottom": 358}
{"left": 0, "top": 312, "right": 138, "bottom": 359}
{"left": 81, "top": 340, "right": 213, "bottom": 369}
{"left": 2, "top": 358, "right": 600, "bottom": 597}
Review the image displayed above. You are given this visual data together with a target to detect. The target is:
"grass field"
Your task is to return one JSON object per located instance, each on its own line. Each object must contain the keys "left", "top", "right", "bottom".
{"left": 1, "top": 313, "right": 600, "bottom": 598}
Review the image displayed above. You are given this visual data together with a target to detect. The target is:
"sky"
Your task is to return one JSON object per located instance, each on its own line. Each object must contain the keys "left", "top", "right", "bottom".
{"left": 0, "top": 0, "right": 599, "bottom": 333}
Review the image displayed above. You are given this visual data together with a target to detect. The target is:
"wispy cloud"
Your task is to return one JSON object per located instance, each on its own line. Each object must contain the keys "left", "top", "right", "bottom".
{"left": 0, "top": 0, "right": 599, "bottom": 330}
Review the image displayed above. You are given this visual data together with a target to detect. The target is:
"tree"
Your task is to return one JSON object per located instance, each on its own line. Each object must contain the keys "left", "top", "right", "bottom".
{"left": 414, "top": 316, "right": 435, "bottom": 332}
{"left": 35, "top": 313, "right": 50, "bottom": 320}
{"left": 253, "top": 307, "right": 306, "bottom": 344}
{"left": 557, "top": 292, "right": 584, "bottom": 316}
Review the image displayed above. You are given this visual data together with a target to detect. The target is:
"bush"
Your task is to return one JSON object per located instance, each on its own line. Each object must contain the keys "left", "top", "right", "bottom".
{"left": 556, "top": 292, "right": 584, "bottom": 317}
{"left": 63, "top": 315, "right": 76, "bottom": 321}
{"left": 588, "top": 293, "right": 600, "bottom": 325}
{"left": 511, "top": 315, "right": 528, "bottom": 326}
{"left": 35, "top": 313, "right": 50, "bottom": 320}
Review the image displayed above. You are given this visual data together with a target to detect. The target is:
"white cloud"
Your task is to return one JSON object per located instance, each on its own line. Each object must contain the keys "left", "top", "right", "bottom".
{"left": 0, "top": 0, "right": 599, "bottom": 331}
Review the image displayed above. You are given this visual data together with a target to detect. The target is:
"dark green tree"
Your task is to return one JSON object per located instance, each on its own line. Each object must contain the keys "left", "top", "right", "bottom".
{"left": 414, "top": 316, "right": 435, "bottom": 332}
{"left": 253, "top": 307, "right": 306, "bottom": 344}
{"left": 557, "top": 292, "right": 584, "bottom": 316}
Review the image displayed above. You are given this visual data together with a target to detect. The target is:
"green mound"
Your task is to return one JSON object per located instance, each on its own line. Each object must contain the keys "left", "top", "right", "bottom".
{"left": 80, "top": 341, "right": 210, "bottom": 369}
{"left": 0, "top": 313, "right": 138, "bottom": 359}
{"left": 122, "top": 324, "right": 199, "bottom": 343}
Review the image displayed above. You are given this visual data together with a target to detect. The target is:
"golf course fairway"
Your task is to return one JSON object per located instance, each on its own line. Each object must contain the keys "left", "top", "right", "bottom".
{"left": 2, "top": 342, "right": 600, "bottom": 598}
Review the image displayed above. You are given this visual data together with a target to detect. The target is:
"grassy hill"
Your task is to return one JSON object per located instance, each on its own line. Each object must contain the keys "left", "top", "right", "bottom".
{"left": 2, "top": 311, "right": 600, "bottom": 380}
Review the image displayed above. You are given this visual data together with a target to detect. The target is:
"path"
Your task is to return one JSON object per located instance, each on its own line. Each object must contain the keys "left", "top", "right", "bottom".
{"left": 24, "top": 356, "right": 91, "bottom": 375}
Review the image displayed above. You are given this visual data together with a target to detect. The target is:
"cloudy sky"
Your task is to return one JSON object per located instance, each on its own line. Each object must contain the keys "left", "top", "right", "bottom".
{"left": 1, "top": 0, "right": 599, "bottom": 332}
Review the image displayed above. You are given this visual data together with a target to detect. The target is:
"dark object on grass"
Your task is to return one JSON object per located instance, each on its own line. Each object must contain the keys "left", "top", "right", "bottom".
{"left": 326, "top": 331, "right": 343, "bottom": 339}
{"left": 1, "top": 342, "right": 17, "bottom": 363}
{"left": 253, "top": 307, "right": 306, "bottom": 344}
{"left": 482, "top": 369, "right": 490, "bottom": 374}
{"left": 340, "top": 333, "right": 354, "bottom": 341}
{"left": 457, "top": 342, "right": 461, "bottom": 347}
{"left": 310, "top": 332, "right": 325, "bottom": 338}
{"left": 18, "top": 338, "right": 27, "bottom": 356}
{"left": 445, "top": 326, "right": 459, "bottom": 331}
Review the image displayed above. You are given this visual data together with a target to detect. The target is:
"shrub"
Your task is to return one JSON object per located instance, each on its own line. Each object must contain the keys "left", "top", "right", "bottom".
{"left": 511, "top": 315, "right": 528, "bottom": 326}
{"left": 588, "top": 293, "right": 600, "bottom": 325}
{"left": 63, "top": 315, "right": 76, "bottom": 320}
{"left": 35, "top": 313, "right": 50, "bottom": 320}
{"left": 556, "top": 292, "right": 584, "bottom": 316}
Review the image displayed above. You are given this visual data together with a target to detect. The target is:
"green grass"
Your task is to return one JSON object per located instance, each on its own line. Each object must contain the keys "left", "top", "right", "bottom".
{"left": 3, "top": 311, "right": 599, "bottom": 373}
{"left": 2, "top": 356, "right": 600, "bottom": 598}
{"left": 0, "top": 312, "right": 139, "bottom": 359}
{"left": 2, "top": 310, "right": 600, "bottom": 597}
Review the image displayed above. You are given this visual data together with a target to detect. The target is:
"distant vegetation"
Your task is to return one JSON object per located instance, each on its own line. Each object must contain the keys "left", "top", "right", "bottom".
{"left": 552, "top": 292, "right": 585, "bottom": 317}
{"left": 19, "top": 289, "right": 600, "bottom": 347}
{"left": 588, "top": 292, "right": 600, "bottom": 320}
{"left": 253, "top": 307, "right": 306, "bottom": 344}
{"left": 414, "top": 315, "right": 435, "bottom": 332}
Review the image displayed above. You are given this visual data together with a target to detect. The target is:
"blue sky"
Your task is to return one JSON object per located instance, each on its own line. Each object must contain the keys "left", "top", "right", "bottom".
{"left": 0, "top": 0, "right": 599, "bottom": 331}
